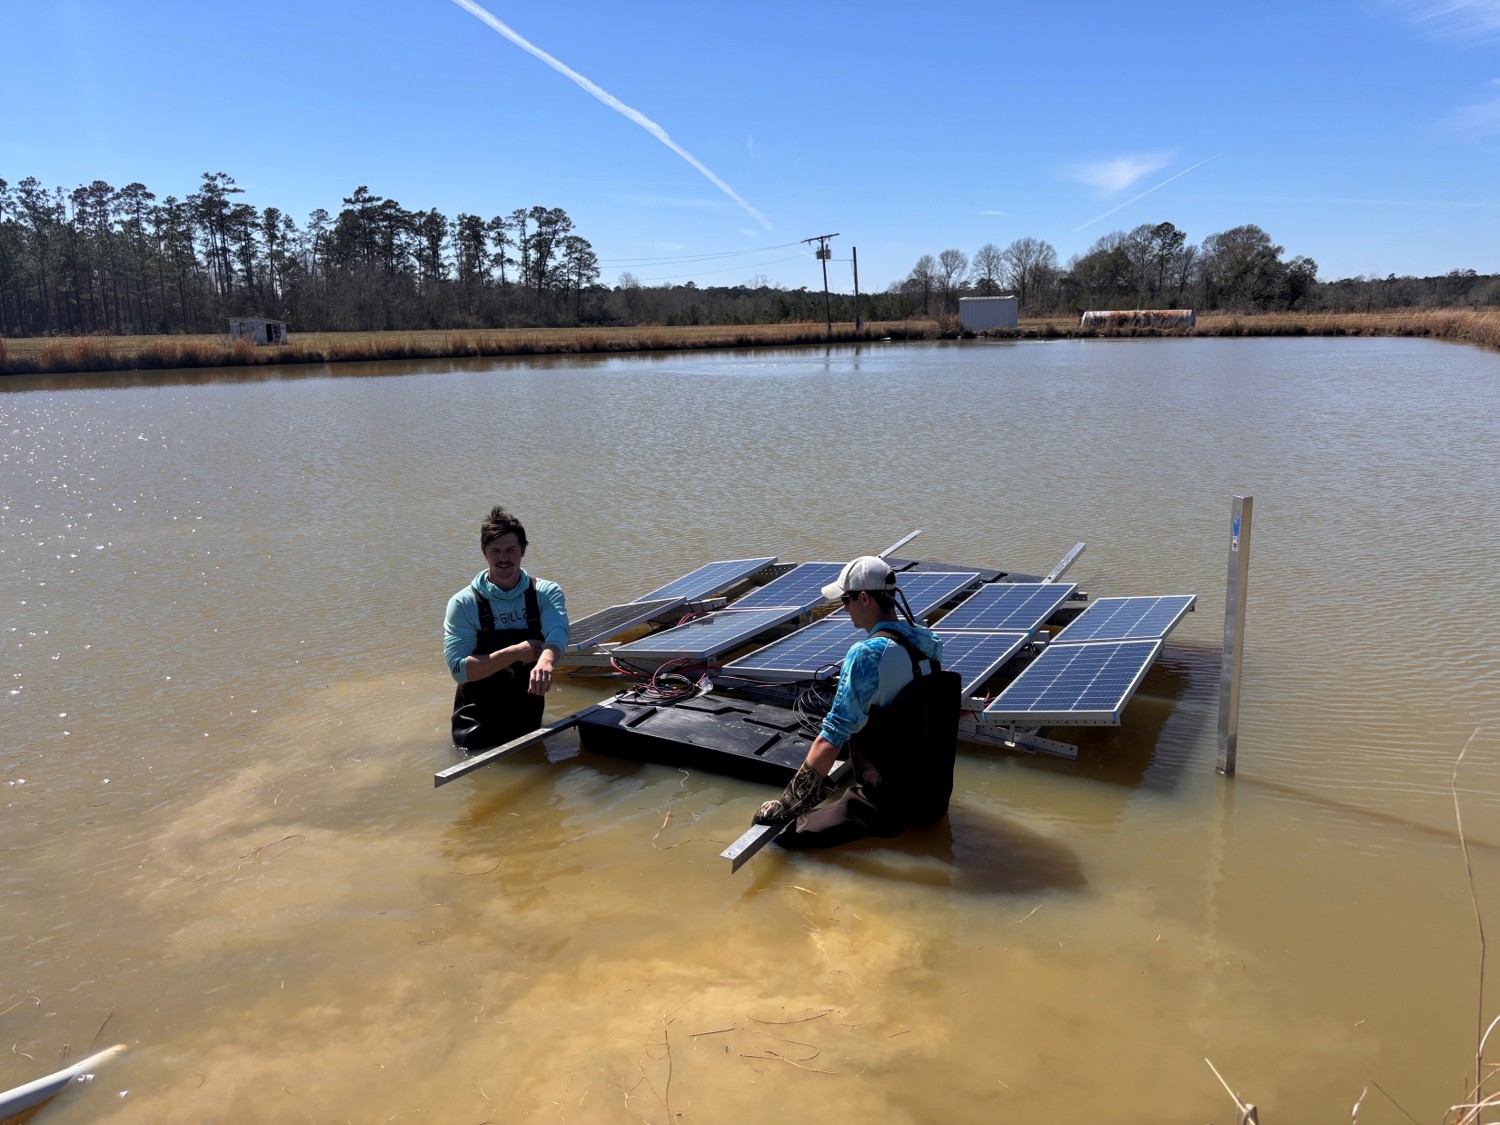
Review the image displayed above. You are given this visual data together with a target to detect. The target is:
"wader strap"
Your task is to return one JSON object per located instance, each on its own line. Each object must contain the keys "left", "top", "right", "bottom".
{"left": 472, "top": 584, "right": 495, "bottom": 633}
{"left": 871, "top": 626, "right": 940, "bottom": 678}
{"left": 523, "top": 581, "right": 542, "bottom": 640}
{"left": 471, "top": 580, "right": 543, "bottom": 641}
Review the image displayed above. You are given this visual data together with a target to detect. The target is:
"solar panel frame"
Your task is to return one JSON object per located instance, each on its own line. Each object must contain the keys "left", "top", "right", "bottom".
{"left": 567, "top": 596, "right": 687, "bottom": 651}
{"left": 932, "top": 629, "right": 1032, "bottom": 696}
{"left": 728, "top": 562, "right": 847, "bottom": 611}
{"left": 937, "top": 581, "right": 1079, "bottom": 633}
{"left": 722, "top": 617, "right": 865, "bottom": 682}
{"left": 1053, "top": 595, "right": 1195, "bottom": 644}
{"left": 632, "top": 557, "right": 779, "bottom": 604}
{"left": 983, "top": 638, "right": 1162, "bottom": 725}
{"left": 611, "top": 606, "right": 805, "bottom": 663}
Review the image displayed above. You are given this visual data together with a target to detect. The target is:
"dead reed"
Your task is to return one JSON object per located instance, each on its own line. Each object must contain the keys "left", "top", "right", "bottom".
{"left": 3, "top": 311, "right": 1499, "bottom": 376}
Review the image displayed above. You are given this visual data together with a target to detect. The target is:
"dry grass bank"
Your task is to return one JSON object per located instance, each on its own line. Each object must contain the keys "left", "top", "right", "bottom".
{"left": 0, "top": 322, "right": 934, "bottom": 377}
{"left": 4, "top": 309, "right": 1500, "bottom": 376}
{"left": 1011, "top": 307, "right": 1500, "bottom": 346}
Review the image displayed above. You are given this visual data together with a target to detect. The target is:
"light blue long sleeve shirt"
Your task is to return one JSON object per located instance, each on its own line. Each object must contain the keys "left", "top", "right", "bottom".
{"left": 820, "top": 620, "right": 943, "bottom": 748}
{"left": 444, "top": 568, "right": 569, "bottom": 684}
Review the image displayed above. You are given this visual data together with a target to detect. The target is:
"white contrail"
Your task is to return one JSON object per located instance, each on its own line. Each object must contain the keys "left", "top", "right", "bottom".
{"left": 1070, "top": 153, "right": 1223, "bottom": 234}
{"left": 451, "top": 0, "right": 772, "bottom": 230}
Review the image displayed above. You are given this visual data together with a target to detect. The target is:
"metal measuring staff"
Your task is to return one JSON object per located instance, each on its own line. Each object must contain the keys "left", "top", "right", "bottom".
{"left": 719, "top": 759, "right": 854, "bottom": 872}
{"left": 433, "top": 712, "right": 587, "bottom": 788}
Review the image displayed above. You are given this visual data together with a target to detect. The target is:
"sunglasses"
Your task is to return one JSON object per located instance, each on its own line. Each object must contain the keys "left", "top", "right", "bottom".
{"left": 840, "top": 591, "right": 859, "bottom": 606}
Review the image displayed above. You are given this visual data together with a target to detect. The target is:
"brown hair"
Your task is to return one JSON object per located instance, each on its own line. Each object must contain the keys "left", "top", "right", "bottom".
{"left": 480, "top": 505, "right": 528, "bottom": 551}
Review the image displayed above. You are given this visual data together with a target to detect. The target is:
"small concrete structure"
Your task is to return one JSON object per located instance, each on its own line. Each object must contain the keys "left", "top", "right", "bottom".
{"left": 1080, "top": 309, "right": 1195, "bottom": 329}
{"left": 228, "top": 317, "right": 288, "bottom": 345}
{"left": 959, "top": 295, "right": 1019, "bottom": 332}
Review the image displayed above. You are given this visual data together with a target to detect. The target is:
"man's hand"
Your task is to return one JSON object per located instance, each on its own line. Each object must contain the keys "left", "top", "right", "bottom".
{"left": 528, "top": 648, "right": 555, "bottom": 695}
{"left": 753, "top": 761, "right": 834, "bottom": 824}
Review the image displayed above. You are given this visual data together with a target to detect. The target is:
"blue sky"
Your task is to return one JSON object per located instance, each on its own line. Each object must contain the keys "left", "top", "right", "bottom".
{"left": 3, "top": 0, "right": 1498, "bottom": 293}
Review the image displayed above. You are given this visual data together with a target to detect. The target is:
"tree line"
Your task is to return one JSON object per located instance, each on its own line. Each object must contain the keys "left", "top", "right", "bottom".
{"left": 892, "top": 222, "right": 1500, "bottom": 318}
{"left": 0, "top": 172, "right": 602, "bottom": 336}
{"left": 2, "top": 169, "right": 1496, "bottom": 338}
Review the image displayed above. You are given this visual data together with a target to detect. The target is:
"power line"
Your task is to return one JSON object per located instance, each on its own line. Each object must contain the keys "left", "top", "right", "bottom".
{"left": 598, "top": 240, "right": 805, "bottom": 266}
{"left": 636, "top": 252, "right": 810, "bottom": 285}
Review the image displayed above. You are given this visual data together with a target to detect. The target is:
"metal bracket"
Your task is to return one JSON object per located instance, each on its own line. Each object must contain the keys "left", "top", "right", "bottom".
{"left": 958, "top": 712, "right": 1077, "bottom": 759}
{"left": 1044, "top": 542, "right": 1086, "bottom": 583}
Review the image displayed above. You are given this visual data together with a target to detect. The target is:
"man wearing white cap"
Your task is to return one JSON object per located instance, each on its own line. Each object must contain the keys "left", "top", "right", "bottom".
{"left": 753, "top": 555, "right": 959, "bottom": 848}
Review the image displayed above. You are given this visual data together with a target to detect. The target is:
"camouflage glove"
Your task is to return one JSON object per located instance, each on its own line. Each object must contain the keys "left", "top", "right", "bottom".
{"left": 753, "top": 762, "right": 835, "bottom": 824}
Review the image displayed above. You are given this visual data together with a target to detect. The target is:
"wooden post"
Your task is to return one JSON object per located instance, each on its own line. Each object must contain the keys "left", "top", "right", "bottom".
{"left": 1217, "top": 496, "right": 1253, "bottom": 775}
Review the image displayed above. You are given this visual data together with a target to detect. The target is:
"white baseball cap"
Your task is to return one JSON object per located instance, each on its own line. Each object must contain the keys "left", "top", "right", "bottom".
{"left": 820, "top": 556, "right": 897, "bottom": 601}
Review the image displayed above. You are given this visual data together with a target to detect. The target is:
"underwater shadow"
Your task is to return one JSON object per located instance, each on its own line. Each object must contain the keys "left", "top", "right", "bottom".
{"left": 748, "top": 800, "right": 1086, "bottom": 896}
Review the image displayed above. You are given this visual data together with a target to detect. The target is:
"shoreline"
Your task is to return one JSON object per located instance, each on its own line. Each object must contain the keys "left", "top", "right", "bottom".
{"left": 2, "top": 308, "right": 1497, "bottom": 377}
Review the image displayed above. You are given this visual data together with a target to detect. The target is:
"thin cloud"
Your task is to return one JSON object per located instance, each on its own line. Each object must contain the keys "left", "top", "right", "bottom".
{"left": 1071, "top": 154, "right": 1223, "bottom": 233}
{"left": 1181, "top": 192, "right": 1490, "bottom": 207}
{"left": 1065, "top": 152, "right": 1175, "bottom": 194}
{"left": 450, "top": 0, "right": 773, "bottom": 230}
{"left": 978, "top": 209, "right": 1010, "bottom": 216}
{"left": 620, "top": 194, "right": 721, "bottom": 210}
{"left": 1386, "top": 0, "right": 1500, "bottom": 43}
{"left": 1442, "top": 82, "right": 1500, "bottom": 138}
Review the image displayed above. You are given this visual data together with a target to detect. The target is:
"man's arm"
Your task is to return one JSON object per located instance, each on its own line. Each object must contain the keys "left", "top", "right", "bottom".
{"left": 445, "top": 589, "right": 542, "bottom": 685}
{"left": 528, "top": 580, "right": 569, "bottom": 695}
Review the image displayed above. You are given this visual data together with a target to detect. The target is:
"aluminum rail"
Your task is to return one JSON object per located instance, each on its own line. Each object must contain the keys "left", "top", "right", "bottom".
{"left": 720, "top": 759, "right": 854, "bottom": 873}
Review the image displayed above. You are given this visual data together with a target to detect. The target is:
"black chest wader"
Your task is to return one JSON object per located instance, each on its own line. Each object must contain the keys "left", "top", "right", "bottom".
{"left": 777, "top": 629, "right": 961, "bottom": 850}
{"left": 451, "top": 580, "right": 545, "bottom": 753}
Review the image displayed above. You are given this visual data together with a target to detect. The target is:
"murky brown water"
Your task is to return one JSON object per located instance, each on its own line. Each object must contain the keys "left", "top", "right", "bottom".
{"left": 3, "top": 338, "right": 1498, "bottom": 1123}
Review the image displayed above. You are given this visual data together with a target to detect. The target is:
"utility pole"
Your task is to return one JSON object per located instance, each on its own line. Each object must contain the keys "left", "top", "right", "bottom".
{"left": 803, "top": 233, "right": 838, "bottom": 338}
{"left": 852, "top": 246, "right": 863, "bottom": 332}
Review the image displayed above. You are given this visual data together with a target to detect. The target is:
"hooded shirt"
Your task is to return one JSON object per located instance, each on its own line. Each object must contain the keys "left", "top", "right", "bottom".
{"left": 444, "top": 568, "right": 569, "bottom": 684}
{"left": 819, "top": 619, "right": 943, "bottom": 748}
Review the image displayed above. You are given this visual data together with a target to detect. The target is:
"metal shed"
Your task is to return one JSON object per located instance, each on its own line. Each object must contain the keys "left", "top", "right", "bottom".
{"left": 228, "top": 317, "right": 289, "bottom": 345}
{"left": 958, "top": 296, "right": 1019, "bottom": 332}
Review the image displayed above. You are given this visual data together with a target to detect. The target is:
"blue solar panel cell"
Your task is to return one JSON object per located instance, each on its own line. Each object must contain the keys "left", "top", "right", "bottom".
{"left": 1054, "top": 595, "right": 1195, "bottom": 644}
{"left": 633, "top": 557, "right": 778, "bottom": 603}
{"left": 730, "top": 562, "right": 846, "bottom": 611}
{"left": 932, "top": 629, "right": 1031, "bottom": 696}
{"left": 983, "top": 639, "right": 1161, "bottom": 725}
{"left": 612, "top": 607, "right": 803, "bottom": 662}
{"left": 889, "top": 571, "right": 982, "bottom": 617}
{"left": 723, "top": 617, "right": 863, "bottom": 681}
{"left": 939, "top": 582, "right": 1078, "bottom": 632}
{"left": 568, "top": 597, "right": 686, "bottom": 651}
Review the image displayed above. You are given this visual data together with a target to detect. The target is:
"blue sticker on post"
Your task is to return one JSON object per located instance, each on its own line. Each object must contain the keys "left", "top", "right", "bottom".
{"left": 1231, "top": 513, "right": 1240, "bottom": 551}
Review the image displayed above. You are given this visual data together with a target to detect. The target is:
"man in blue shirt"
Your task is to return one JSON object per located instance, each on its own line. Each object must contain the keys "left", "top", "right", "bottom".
{"left": 754, "top": 556, "right": 958, "bottom": 849}
{"left": 444, "top": 506, "right": 569, "bottom": 752}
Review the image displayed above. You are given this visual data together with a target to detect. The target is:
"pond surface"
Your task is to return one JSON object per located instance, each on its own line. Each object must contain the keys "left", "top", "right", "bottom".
{"left": 3, "top": 337, "right": 1498, "bottom": 1122}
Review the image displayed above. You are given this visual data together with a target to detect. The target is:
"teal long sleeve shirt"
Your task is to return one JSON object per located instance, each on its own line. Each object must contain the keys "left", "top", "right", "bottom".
{"left": 444, "top": 568, "right": 569, "bottom": 684}
{"left": 820, "top": 620, "right": 943, "bottom": 748}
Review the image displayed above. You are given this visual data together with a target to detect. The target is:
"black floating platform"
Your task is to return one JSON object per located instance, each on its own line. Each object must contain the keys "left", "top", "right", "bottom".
{"left": 574, "top": 694, "right": 813, "bottom": 785}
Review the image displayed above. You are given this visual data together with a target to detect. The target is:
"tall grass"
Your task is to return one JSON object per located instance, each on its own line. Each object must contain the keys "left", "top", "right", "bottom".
{"left": 3, "top": 311, "right": 1499, "bottom": 377}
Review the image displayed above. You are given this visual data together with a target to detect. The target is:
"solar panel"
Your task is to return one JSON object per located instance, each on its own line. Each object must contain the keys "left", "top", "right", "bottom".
{"left": 938, "top": 582, "right": 1078, "bottom": 632}
{"left": 730, "top": 562, "right": 846, "bottom": 611}
{"left": 611, "top": 607, "right": 804, "bottom": 663}
{"left": 567, "top": 597, "right": 686, "bottom": 651}
{"left": 983, "top": 639, "right": 1162, "bottom": 725}
{"left": 932, "top": 629, "right": 1031, "bottom": 696}
{"left": 891, "top": 570, "right": 982, "bottom": 617}
{"left": 1053, "top": 595, "right": 1195, "bottom": 644}
{"left": 722, "top": 617, "right": 864, "bottom": 682}
{"left": 633, "top": 557, "right": 778, "bottom": 603}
